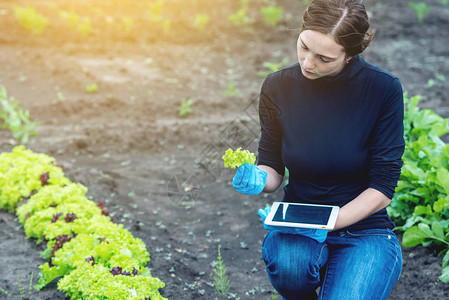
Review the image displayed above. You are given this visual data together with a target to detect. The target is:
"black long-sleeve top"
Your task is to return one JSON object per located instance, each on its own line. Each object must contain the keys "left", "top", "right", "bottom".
{"left": 257, "top": 55, "right": 405, "bottom": 231}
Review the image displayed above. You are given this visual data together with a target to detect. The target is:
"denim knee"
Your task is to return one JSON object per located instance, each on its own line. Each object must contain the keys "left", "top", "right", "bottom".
{"left": 262, "top": 231, "right": 328, "bottom": 298}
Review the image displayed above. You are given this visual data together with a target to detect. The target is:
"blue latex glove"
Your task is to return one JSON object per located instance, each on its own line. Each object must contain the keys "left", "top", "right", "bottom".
{"left": 258, "top": 206, "right": 328, "bottom": 243}
{"left": 232, "top": 163, "right": 267, "bottom": 195}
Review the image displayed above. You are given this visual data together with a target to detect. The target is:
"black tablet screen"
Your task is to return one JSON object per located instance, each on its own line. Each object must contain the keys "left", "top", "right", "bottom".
{"left": 272, "top": 203, "right": 332, "bottom": 225}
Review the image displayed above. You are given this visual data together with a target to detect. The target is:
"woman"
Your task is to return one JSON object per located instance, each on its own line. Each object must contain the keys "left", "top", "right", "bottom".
{"left": 232, "top": 0, "right": 404, "bottom": 299}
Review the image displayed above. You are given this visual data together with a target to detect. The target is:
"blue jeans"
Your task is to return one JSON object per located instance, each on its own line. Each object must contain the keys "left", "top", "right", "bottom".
{"left": 262, "top": 228, "right": 402, "bottom": 300}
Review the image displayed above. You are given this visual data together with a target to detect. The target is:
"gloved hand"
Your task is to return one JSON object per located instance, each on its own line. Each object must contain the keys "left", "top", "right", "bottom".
{"left": 232, "top": 163, "right": 267, "bottom": 195}
{"left": 258, "top": 206, "right": 328, "bottom": 243}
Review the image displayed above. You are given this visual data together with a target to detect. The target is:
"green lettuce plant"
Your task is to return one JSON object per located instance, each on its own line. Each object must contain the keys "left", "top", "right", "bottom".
{"left": 14, "top": 6, "right": 49, "bottom": 35}
{"left": 0, "top": 146, "right": 63, "bottom": 212}
{"left": 0, "top": 146, "right": 167, "bottom": 299}
{"left": 222, "top": 148, "right": 256, "bottom": 169}
{"left": 389, "top": 93, "right": 449, "bottom": 282}
{"left": 260, "top": 5, "right": 283, "bottom": 27}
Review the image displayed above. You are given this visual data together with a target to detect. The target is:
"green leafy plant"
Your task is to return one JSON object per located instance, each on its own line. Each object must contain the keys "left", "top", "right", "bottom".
{"left": 57, "top": 92, "right": 65, "bottom": 102}
{"left": 408, "top": 2, "right": 432, "bottom": 23}
{"left": 14, "top": 5, "right": 49, "bottom": 35}
{"left": 193, "top": 14, "right": 210, "bottom": 30}
{"left": 268, "top": 290, "right": 279, "bottom": 299}
{"left": 59, "top": 11, "right": 92, "bottom": 36}
{"left": 388, "top": 93, "right": 449, "bottom": 282}
{"left": 148, "top": 0, "right": 164, "bottom": 23}
{"left": 178, "top": 98, "right": 194, "bottom": 117}
{"left": 260, "top": 5, "right": 283, "bottom": 27}
{"left": 222, "top": 147, "right": 256, "bottom": 169}
{"left": 122, "top": 17, "right": 134, "bottom": 32}
{"left": 221, "top": 78, "right": 241, "bottom": 96}
{"left": 229, "top": 0, "right": 254, "bottom": 30}
{"left": 259, "top": 57, "right": 289, "bottom": 78}
{"left": 59, "top": 10, "right": 79, "bottom": 29}
{"left": 214, "top": 245, "right": 230, "bottom": 296}
{"left": 0, "top": 86, "right": 38, "bottom": 144}
{"left": 77, "top": 17, "right": 92, "bottom": 36}
{"left": 442, "top": 0, "right": 449, "bottom": 5}
{"left": 0, "top": 285, "right": 11, "bottom": 297}
{"left": 0, "top": 146, "right": 167, "bottom": 299}
{"left": 86, "top": 83, "right": 98, "bottom": 93}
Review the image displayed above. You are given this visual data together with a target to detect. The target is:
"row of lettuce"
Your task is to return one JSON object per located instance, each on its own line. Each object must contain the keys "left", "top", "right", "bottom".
{"left": 389, "top": 93, "right": 449, "bottom": 282}
{"left": 0, "top": 146, "right": 166, "bottom": 299}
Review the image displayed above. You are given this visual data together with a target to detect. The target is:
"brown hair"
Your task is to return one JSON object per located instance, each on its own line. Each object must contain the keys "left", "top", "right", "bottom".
{"left": 301, "top": 0, "right": 375, "bottom": 57}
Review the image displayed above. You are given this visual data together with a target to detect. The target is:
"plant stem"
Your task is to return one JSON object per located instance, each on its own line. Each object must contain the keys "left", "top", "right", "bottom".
{"left": 17, "top": 275, "right": 24, "bottom": 299}
{"left": 29, "top": 272, "right": 33, "bottom": 296}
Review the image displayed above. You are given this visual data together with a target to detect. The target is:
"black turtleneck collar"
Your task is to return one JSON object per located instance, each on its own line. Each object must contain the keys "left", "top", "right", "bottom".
{"left": 298, "top": 55, "right": 365, "bottom": 89}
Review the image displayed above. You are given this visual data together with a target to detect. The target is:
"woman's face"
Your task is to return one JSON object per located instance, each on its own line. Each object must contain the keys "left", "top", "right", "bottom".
{"left": 297, "top": 30, "right": 348, "bottom": 80}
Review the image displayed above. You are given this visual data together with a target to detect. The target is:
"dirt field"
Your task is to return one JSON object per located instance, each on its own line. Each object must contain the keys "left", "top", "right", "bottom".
{"left": 1, "top": 0, "right": 449, "bottom": 299}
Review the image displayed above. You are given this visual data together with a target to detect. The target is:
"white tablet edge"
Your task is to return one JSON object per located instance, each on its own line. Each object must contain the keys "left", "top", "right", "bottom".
{"left": 265, "top": 202, "right": 340, "bottom": 230}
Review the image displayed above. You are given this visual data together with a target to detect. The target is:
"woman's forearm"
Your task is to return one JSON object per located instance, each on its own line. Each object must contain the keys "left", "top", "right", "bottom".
{"left": 257, "top": 165, "right": 284, "bottom": 193}
{"left": 332, "top": 188, "right": 391, "bottom": 231}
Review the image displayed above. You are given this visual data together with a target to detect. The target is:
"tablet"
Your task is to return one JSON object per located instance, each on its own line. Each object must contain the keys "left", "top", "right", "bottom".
{"left": 264, "top": 202, "right": 340, "bottom": 230}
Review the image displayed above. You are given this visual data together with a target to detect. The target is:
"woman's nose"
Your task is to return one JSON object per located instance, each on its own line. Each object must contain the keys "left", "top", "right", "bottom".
{"left": 303, "top": 53, "right": 315, "bottom": 69}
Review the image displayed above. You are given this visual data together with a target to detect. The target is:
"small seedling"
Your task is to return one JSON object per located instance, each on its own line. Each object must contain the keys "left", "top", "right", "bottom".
{"left": 222, "top": 79, "right": 241, "bottom": 96}
{"left": 436, "top": 74, "right": 446, "bottom": 82}
{"left": 18, "top": 275, "right": 24, "bottom": 299}
{"left": 179, "top": 98, "right": 193, "bottom": 117}
{"left": 148, "top": 0, "right": 164, "bottom": 23}
{"left": 214, "top": 244, "right": 230, "bottom": 296}
{"left": 0, "top": 285, "right": 10, "bottom": 297}
{"left": 260, "top": 5, "right": 283, "bottom": 27}
{"left": 229, "top": 9, "right": 254, "bottom": 28}
{"left": 59, "top": 10, "right": 79, "bottom": 29}
{"left": 268, "top": 290, "right": 279, "bottom": 299}
{"left": 77, "top": 17, "right": 92, "bottom": 36}
{"left": 122, "top": 17, "right": 134, "bottom": 32}
{"left": 0, "top": 85, "right": 39, "bottom": 144}
{"left": 194, "top": 14, "right": 210, "bottom": 30}
{"left": 229, "top": 0, "right": 254, "bottom": 31}
{"left": 57, "top": 92, "right": 65, "bottom": 102}
{"left": 259, "top": 57, "right": 289, "bottom": 78}
{"left": 29, "top": 272, "right": 33, "bottom": 296}
{"left": 427, "top": 74, "right": 446, "bottom": 88}
{"left": 162, "top": 19, "right": 171, "bottom": 33}
{"left": 86, "top": 83, "right": 98, "bottom": 93}
{"left": 408, "top": 2, "right": 432, "bottom": 23}
{"left": 14, "top": 5, "right": 49, "bottom": 35}
{"left": 222, "top": 71, "right": 241, "bottom": 96}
